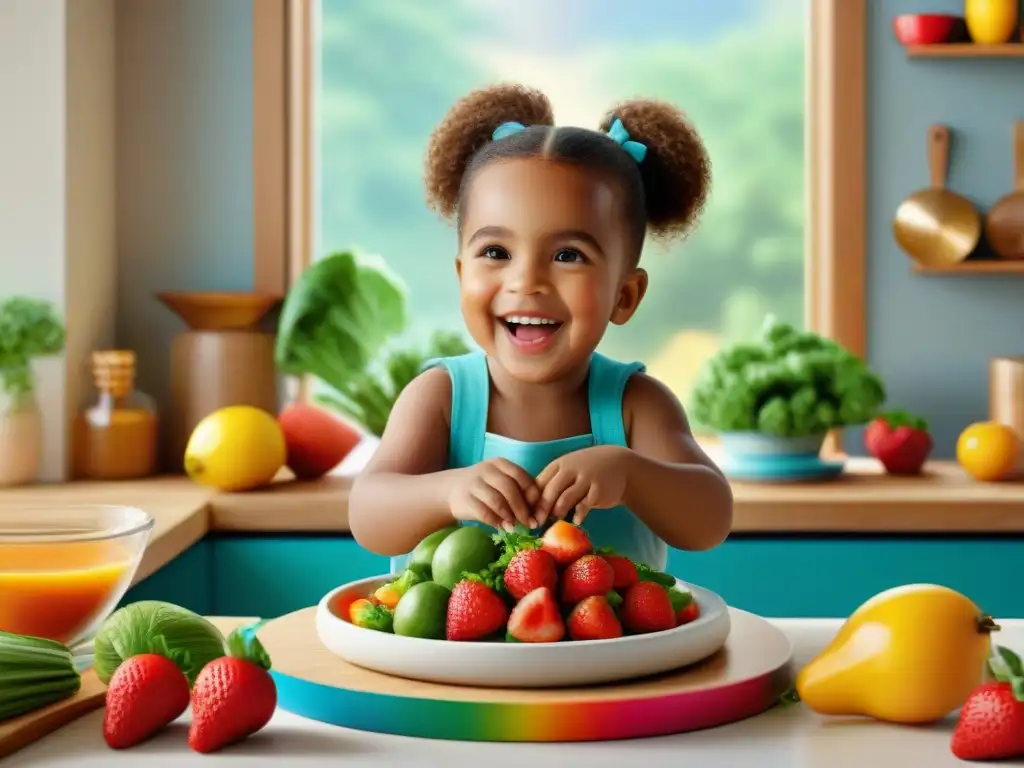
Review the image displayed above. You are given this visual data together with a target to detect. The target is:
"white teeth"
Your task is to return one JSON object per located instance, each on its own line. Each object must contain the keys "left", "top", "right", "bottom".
{"left": 504, "top": 315, "right": 559, "bottom": 325}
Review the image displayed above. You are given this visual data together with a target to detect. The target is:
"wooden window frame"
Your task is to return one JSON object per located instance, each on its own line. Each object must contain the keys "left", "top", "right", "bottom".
{"left": 253, "top": 0, "right": 866, "bottom": 454}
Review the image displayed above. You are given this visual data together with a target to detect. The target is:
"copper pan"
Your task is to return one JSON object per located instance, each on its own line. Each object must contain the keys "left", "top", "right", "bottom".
{"left": 985, "top": 120, "right": 1024, "bottom": 260}
{"left": 893, "top": 124, "right": 981, "bottom": 268}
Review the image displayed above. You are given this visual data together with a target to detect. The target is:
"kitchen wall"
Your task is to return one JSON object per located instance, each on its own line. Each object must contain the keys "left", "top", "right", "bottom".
{"left": 0, "top": 0, "right": 117, "bottom": 481}
{"left": 866, "top": 0, "right": 1024, "bottom": 457}
{"left": 115, "top": 0, "right": 254, "bottom": 464}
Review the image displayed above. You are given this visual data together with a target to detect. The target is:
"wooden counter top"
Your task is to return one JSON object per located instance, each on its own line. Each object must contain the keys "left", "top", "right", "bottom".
{"left": 3, "top": 459, "right": 1024, "bottom": 590}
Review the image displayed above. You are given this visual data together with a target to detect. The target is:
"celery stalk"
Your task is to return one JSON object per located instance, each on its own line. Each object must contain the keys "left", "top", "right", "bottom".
{"left": 0, "top": 630, "right": 82, "bottom": 722}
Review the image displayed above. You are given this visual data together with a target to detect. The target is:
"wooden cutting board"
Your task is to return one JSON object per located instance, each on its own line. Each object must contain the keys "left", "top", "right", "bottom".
{"left": 0, "top": 670, "right": 107, "bottom": 759}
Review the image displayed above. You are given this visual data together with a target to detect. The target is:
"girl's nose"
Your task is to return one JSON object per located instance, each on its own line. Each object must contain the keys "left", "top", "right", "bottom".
{"left": 507, "top": 255, "right": 547, "bottom": 294}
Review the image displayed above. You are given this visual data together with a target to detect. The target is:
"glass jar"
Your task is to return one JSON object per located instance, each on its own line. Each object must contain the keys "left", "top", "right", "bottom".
{"left": 73, "top": 350, "right": 159, "bottom": 480}
{"left": 0, "top": 387, "right": 42, "bottom": 487}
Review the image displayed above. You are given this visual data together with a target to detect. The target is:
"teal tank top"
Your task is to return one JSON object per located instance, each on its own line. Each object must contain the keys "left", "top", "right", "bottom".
{"left": 389, "top": 351, "right": 668, "bottom": 575}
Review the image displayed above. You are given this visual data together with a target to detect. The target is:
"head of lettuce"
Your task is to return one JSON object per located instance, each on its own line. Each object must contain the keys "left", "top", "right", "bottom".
{"left": 93, "top": 601, "right": 227, "bottom": 687}
{"left": 273, "top": 250, "right": 470, "bottom": 436}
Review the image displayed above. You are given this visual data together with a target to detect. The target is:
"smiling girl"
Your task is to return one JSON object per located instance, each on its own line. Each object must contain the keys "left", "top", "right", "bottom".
{"left": 349, "top": 83, "right": 733, "bottom": 573}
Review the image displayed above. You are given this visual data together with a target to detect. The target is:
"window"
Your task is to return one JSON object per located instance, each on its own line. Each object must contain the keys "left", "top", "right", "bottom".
{"left": 310, "top": 0, "right": 805, "bottom": 417}
{"left": 254, "top": 0, "right": 865, "bottom": 452}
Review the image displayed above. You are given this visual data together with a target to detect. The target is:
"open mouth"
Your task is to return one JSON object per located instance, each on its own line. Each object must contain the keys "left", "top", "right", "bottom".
{"left": 500, "top": 314, "right": 564, "bottom": 346}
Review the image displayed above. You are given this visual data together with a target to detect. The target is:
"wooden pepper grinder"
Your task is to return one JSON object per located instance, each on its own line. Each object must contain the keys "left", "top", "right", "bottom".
{"left": 158, "top": 292, "right": 281, "bottom": 473}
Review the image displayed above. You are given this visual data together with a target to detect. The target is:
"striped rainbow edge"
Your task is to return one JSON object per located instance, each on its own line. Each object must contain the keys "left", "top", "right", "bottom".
{"left": 270, "top": 669, "right": 783, "bottom": 742}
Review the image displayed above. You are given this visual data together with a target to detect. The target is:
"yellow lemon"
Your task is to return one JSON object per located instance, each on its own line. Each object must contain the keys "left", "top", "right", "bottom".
{"left": 956, "top": 421, "right": 1021, "bottom": 482}
{"left": 184, "top": 405, "right": 286, "bottom": 492}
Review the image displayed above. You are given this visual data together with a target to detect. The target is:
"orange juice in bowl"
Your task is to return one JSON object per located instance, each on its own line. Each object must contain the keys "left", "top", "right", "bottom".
{"left": 0, "top": 505, "right": 153, "bottom": 646}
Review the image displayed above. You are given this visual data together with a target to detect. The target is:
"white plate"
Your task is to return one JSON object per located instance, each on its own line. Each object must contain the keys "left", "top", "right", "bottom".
{"left": 315, "top": 574, "right": 731, "bottom": 688}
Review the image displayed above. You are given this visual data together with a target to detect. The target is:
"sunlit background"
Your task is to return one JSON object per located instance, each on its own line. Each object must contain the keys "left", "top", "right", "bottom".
{"left": 314, "top": 0, "right": 805, "bottom": 410}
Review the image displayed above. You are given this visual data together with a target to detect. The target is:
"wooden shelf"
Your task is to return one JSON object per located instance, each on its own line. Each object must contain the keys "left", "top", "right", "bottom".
{"left": 913, "top": 259, "right": 1024, "bottom": 275}
{"left": 906, "top": 43, "right": 1024, "bottom": 58}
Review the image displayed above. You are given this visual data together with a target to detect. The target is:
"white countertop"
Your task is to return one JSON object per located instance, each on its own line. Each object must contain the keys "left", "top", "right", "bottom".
{"left": 8, "top": 618, "right": 1024, "bottom": 768}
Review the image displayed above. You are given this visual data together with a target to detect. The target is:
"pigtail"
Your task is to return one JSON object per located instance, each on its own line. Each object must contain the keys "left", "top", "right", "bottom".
{"left": 598, "top": 100, "right": 711, "bottom": 240}
{"left": 424, "top": 84, "right": 555, "bottom": 218}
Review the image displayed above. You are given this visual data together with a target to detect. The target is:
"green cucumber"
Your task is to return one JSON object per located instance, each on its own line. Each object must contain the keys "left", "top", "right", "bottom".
{"left": 0, "top": 630, "right": 81, "bottom": 721}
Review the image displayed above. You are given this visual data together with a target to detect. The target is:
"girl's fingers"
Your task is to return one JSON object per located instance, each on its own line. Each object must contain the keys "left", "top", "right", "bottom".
{"left": 472, "top": 483, "right": 515, "bottom": 526}
{"left": 536, "top": 469, "right": 576, "bottom": 524}
{"left": 487, "top": 470, "right": 534, "bottom": 528}
{"left": 492, "top": 459, "right": 540, "bottom": 506}
{"left": 463, "top": 496, "right": 506, "bottom": 531}
{"left": 552, "top": 479, "right": 588, "bottom": 521}
{"left": 572, "top": 484, "right": 602, "bottom": 525}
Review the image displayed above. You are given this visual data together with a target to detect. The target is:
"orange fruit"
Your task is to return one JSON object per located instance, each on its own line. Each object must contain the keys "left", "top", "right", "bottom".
{"left": 956, "top": 421, "right": 1021, "bottom": 481}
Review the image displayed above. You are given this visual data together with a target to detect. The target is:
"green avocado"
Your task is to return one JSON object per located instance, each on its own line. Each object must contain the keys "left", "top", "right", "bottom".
{"left": 430, "top": 525, "right": 499, "bottom": 589}
{"left": 393, "top": 581, "right": 451, "bottom": 639}
{"left": 409, "top": 524, "right": 461, "bottom": 576}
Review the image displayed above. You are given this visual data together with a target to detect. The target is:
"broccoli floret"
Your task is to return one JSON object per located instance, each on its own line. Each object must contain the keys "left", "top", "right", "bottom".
{"left": 689, "top": 316, "right": 887, "bottom": 437}
{"left": 757, "top": 397, "right": 792, "bottom": 436}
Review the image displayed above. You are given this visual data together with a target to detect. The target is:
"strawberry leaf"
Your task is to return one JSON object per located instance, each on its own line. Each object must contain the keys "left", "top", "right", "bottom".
{"left": 990, "top": 646, "right": 1024, "bottom": 683}
{"left": 879, "top": 409, "right": 929, "bottom": 432}
{"left": 1012, "top": 677, "right": 1024, "bottom": 703}
{"left": 779, "top": 688, "right": 801, "bottom": 706}
{"left": 606, "top": 590, "right": 623, "bottom": 609}
{"left": 668, "top": 587, "right": 693, "bottom": 612}
{"left": 227, "top": 621, "right": 272, "bottom": 670}
{"left": 635, "top": 563, "right": 676, "bottom": 588}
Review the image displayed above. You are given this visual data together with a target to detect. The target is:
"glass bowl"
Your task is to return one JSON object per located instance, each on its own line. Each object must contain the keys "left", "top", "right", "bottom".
{"left": 0, "top": 505, "right": 153, "bottom": 649}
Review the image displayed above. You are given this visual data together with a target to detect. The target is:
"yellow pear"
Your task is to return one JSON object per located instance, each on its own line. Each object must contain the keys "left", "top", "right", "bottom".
{"left": 796, "top": 584, "right": 998, "bottom": 724}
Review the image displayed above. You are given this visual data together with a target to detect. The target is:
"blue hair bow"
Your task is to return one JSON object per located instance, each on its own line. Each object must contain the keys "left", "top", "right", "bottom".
{"left": 492, "top": 121, "right": 526, "bottom": 141}
{"left": 490, "top": 117, "right": 647, "bottom": 165}
{"left": 606, "top": 118, "right": 647, "bottom": 164}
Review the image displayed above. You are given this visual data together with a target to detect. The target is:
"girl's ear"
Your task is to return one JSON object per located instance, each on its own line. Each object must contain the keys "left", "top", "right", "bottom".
{"left": 455, "top": 255, "right": 463, "bottom": 281}
{"left": 610, "top": 268, "right": 648, "bottom": 325}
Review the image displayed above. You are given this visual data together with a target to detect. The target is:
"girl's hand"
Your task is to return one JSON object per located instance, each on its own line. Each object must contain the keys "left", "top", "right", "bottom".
{"left": 535, "top": 445, "right": 631, "bottom": 527}
{"left": 448, "top": 458, "right": 540, "bottom": 531}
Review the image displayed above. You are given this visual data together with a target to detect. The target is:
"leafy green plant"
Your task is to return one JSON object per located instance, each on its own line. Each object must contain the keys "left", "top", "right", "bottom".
{"left": 314, "top": 330, "right": 471, "bottom": 437}
{"left": 0, "top": 297, "right": 66, "bottom": 398}
{"left": 274, "top": 249, "right": 471, "bottom": 436}
{"left": 689, "top": 315, "right": 885, "bottom": 438}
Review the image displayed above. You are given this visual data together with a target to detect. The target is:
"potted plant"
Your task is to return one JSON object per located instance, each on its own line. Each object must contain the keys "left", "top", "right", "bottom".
{"left": 274, "top": 250, "right": 471, "bottom": 470}
{"left": 0, "top": 296, "right": 66, "bottom": 486}
{"left": 689, "top": 315, "right": 885, "bottom": 462}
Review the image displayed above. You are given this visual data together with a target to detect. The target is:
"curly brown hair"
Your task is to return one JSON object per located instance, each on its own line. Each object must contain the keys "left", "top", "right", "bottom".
{"left": 424, "top": 82, "right": 711, "bottom": 254}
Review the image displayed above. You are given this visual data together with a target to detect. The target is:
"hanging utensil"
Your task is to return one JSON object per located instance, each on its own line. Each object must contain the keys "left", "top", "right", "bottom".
{"left": 893, "top": 124, "right": 981, "bottom": 268}
{"left": 985, "top": 121, "right": 1024, "bottom": 260}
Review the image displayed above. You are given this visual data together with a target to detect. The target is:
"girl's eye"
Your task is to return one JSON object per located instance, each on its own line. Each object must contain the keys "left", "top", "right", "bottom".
{"left": 554, "top": 249, "right": 586, "bottom": 264}
{"left": 483, "top": 246, "right": 510, "bottom": 260}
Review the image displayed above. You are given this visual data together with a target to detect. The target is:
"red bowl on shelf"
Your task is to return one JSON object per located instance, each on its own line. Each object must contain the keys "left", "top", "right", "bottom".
{"left": 893, "top": 14, "right": 961, "bottom": 45}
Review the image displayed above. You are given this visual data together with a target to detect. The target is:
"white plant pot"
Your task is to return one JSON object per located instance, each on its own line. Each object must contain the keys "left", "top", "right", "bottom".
{"left": 0, "top": 391, "right": 42, "bottom": 487}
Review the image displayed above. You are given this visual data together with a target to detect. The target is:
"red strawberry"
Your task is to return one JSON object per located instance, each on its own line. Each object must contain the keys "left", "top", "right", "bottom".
{"left": 863, "top": 411, "right": 932, "bottom": 476}
{"left": 668, "top": 586, "right": 700, "bottom": 626}
{"left": 567, "top": 596, "right": 623, "bottom": 641}
{"left": 446, "top": 580, "right": 509, "bottom": 641}
{"left": 951, "top": 647, "right": 1024, "bottom": 761}
{"left": 189, "top": 626, "right": 277, "bottom": 754}
{"left": 506, "top": 587, "right": 565, "bottom": 643}
{"left": 103, "top": 654, "right": 190, "bottom": 749}
{"left": 676, "top": 601, "right": 700, "bottom": 625}
{"left": 602, "top": 554, "right": 638, "bottom": 590}
{"left": 621, "top": 581, "right": 676, "bottom": 634}
{"left": 540, "top": 521, "right": 592, "bottom": 567}
{"left": 503, "top": 549, "right": 558, "bottom": 601}
{"left": 560, "top": 555, "right": 615, "bottom": 604}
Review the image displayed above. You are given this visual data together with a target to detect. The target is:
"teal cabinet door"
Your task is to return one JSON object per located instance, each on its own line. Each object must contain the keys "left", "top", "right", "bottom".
{"left": 211, "top": 536, "right": 388, "bottom": 618}
{"left": 667, "top": 536, "right": 1024, "bottom": 618}
{"left": 121, "top": 541, "right": 213, "bottom": 615}
{"left": 127, "top": 535, "right": 1024, "bottom": 622}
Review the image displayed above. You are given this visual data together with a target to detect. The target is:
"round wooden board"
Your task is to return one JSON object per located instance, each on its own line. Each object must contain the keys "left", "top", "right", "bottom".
{"left": 256, "top": 606, "right": 795, "bottom": 742}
